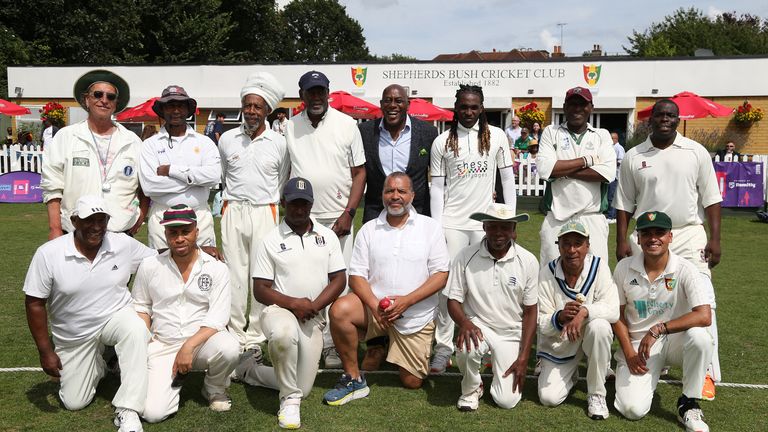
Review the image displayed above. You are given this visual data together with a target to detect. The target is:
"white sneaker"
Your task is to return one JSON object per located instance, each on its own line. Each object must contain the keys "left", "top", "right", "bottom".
{"left": 278, "top": 398, "right": 301, "bottom": 429}
{"left": 232, "top": 346, "right": 264, "bottom": 382}
{"left": 457, "top": 384, "right": 484, "bottom": 412}
{"left": 202, "top": 387, "right": 232, "bottom": 412}
{"left": 587, "top": 394, "right": 609, "bottom": 420}
{"left": 429, "top": 351, "right": 452, "bottom": 374}
{"left": 323, "top": 347, "right": 342, "bottom": 369}
{"left": 679, "top": 407, "right": 709, "bottom": 432}
{"left": 114, "top": 408, "right": 143, "bottom": 432}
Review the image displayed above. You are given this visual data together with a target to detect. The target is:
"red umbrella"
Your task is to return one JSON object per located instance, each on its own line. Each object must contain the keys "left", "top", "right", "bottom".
{"left": 637, "top": 92, "right": 733, "bottom": 121}
{"left": 0, "top": 99, "right": 31, "bottom": 116}
{"left": 292, "top": 91, "right": 382, "bottom": 119}
{"left": 408, "top": 98, "right": 454, "bottom": 122}
{"left": 116, "top": 97, "right": 200, "bottom": 122}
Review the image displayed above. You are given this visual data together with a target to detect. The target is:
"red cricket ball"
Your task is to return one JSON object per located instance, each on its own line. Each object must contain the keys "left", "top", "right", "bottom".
{"left": 379, "top": 297, "right": 392, "bottom": 310}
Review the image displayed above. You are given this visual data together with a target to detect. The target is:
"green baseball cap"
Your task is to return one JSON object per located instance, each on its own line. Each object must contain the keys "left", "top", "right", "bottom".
{"left": 636, "top": 211, "right": 672, "bottom": 231}
{"left": 558, "top": 218, "right": 589, "bottom": 238}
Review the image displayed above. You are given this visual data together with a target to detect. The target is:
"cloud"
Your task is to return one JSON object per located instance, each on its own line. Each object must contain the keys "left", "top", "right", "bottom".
{"left": 707, "top": 6, "right": 723, "bottom": 19}
{"left": 540, "top": 29, "right": 559, "bottom": 50}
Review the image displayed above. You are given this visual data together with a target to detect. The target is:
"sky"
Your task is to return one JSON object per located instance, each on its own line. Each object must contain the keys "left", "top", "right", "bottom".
{"left": 280, "top": 0, "right": 768, "bottom": 60}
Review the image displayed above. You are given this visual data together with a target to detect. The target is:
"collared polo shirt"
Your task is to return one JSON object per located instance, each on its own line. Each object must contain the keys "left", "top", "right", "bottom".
{"left": 219, "top": 125, "right": 289, "bottom": 204}
{"left": 132, "top": 250, "right": 231, "bottom": 344}
{"left": 614, "top": 133, "right": 721, "bottom": 228}
{"left": 139, "top": 125, "right": 221, "bottom": 208}
{"left": 23, "top": 232, "right": 157, "bottom": 345}
{"left": 613, "top": 252, "right": 711, "bottom": 341}
{"left": 378, "top": 116, "right": 412, "bottom": 175}
{"left": 430, "top": 123, "right": 514, "bottom": 230}
{"left": 536, "top": 123, "right": 616, "bottom": 221}
{"left": 444, "top": 239, "right": 538, "bottom": 339}
{"left": 350, "top": 208, "right": 450, "bottom": 335}
{"left": 252, "top": 219, "right": 345, "bottom": 301}
{"left": 285, "top": 107, "right": 366, "bottom": 219}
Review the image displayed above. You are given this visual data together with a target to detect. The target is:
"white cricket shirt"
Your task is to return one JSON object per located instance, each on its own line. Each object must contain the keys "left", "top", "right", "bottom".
{"left": 537, "top": 254, "right": 619, "bottom": 363}
{"left": 430, "top": 123, "right": 514, "bottom": 230}
{"left": 219, "top": 125, "right": 289, "bottom": 205}
{"left": 252, "top": 219, "right": 346, "bottom": 301}
{"left": 132, "top": 250, "right": 231, "bottom": 344}
{"left": 23, "top": 232, "right": 156, "bottom": 345}
{"left": 350, "top": 208, "right": 450, "bottom": 335}
{"left": 285, "top": 108, "right": 366, "bottom": 219}
{"left": 444, "top": 239, "right": 538, "bottom": 339}
{"left": 613, "top": 252, "right": 711, "bottom": 341}
{"left": 614, "top": 134, "right": 722, "bottom": 228}
{"left": 536, "top": 123, "right": 616, "bottom": 221}
{"left": 139, "top": 126, "right": 221, "bottom": 208}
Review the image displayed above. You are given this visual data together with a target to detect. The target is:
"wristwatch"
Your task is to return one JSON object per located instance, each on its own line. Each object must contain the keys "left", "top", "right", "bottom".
{"left": 344, "top": 207, "right": 356, "bottom": 217}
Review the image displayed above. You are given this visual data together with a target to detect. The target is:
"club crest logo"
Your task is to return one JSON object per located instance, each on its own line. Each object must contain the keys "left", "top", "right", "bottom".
{"left": 315, "top": 235, "right": 326, "bottom": 247}
{"left": 664, "top": 276, "right": 676, "bottom": 291}
{"left": 647, "top": 213, "right": 657, "bottom": 222}
{"left": 123, "top": 165, "right": 134, "bottom": 176}
{"left": 351, "top": 66, "right": 368, "bottom": 88}
{"left": 198, "top": 274, "right": 212, "bottom": 291}
{"left": 583, "top": 64, "right": 602, "bottom": 87}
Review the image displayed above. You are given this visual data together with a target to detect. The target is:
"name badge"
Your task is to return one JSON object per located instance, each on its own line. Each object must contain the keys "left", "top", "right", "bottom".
{"left": 72, "top": 157, "right": 90, "bottom": 167}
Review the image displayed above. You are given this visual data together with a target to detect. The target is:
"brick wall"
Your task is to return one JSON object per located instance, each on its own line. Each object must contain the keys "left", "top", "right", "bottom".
{"left": 635, "top": 96, "right": 768, "bottom": 154}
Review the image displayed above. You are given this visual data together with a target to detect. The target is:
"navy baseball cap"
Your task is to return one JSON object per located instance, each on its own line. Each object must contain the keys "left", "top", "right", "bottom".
{"left": 283, "top": 177, "right": 314, "bottom": 203}
{"left": 298, "top": 71, "right": 330, "bottom": 91}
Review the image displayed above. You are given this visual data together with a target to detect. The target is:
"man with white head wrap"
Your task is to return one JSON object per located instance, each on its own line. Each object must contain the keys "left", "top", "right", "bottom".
{"left": 218, "top": 72, "right": 290, "bottom": 369}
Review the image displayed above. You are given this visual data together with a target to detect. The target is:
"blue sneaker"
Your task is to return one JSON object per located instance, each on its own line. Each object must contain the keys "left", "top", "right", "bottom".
{"left": 323, "top": 374, "right": 370, "bottom": 406}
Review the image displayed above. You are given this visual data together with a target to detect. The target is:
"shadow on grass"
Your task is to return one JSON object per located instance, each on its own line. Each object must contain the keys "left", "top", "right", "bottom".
{"left": 25, "top": 378, "right": 61, "bottom": 413}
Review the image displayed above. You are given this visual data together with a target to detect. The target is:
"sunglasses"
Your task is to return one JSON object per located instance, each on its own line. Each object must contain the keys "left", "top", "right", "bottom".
{"left": 90, "top": 91, "right": 118, "bottom": 101}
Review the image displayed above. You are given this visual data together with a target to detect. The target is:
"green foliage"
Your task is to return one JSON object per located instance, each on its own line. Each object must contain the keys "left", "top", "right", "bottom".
{"left": 625, "top": 7, "right": 768, "bottom": 56}
{"left": 220, "top": 0, "right": 285, "bottom": 62}
{"left": 371, "top": 53, "right": 418, "bottom": 62}
{"left": 281, "top": 0, "right": 371, "bottom": 62}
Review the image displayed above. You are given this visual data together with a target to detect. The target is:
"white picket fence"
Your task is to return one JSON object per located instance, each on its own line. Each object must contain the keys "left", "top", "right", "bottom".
{"left": 0, "top": 144, "right": 43, "bottom": 174}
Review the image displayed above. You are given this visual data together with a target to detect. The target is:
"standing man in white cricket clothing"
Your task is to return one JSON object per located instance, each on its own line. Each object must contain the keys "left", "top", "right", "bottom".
{"left": 236, "top": 177, "right": 346, "bottom": 429}
{"left": 133, "top": 205, "right": 239, "bottom": 423}
{"left": 612, "top": 211, "right": 713, "bottom": 432}
{"left": 536, "top": 86, "right": 616, "bottom": 264}
{"left": 219, "top": 72, "right": 289, "bottom": 368}
{"left": 139, "top": 85, "right": 221, "bottom": 253}
{"left": 614, "top": 99, "right": 722, "bottom": 401}
{"left": 446, "top": 203, "right": 538, "bottom": 411}
{"left": 536, "top": 219, "right": 618, "bottom": 420}
{"left": 429, "top": 84, "right": 517, "bottom": 374}
{"left": 24, "top": 195, "right": 156, "bottom": 432}
{"left": 285, "top": 70, "right": 366, "bottom": 368}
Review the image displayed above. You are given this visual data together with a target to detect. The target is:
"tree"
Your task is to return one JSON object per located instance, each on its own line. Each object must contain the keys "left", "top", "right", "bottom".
{"left": 370, "top": 53, "right": 418, "bottom": 62}
{"left": 281, "top": 0, "right": 370, "bottom": 62}
{"left": 220, "top": 0, "right": 285, "bottom": 62}
{"left": 625, "top": 8, "right": 768, "bottom": 56}
{"left": 0, "top": 25, "right": 31, "bottom": 99}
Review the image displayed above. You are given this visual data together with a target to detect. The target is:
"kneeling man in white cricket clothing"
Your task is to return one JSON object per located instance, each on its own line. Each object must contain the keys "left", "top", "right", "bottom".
{"left": 446, "top": 203, "right": 538, "bottom": 411}
{"left": 132, "top": 204, "right": 239, "bottom": 423}
{"left": 613, "top": 211, "right": 713, "bottom": 432}
{"left": 24, "top": 195, "right": 156, "bottom": 432}
{"left": 237, "top": 177, "right": 346, "bottom": 429}
{"left": 536, "top": 219, "right": 618, "bottom": 420}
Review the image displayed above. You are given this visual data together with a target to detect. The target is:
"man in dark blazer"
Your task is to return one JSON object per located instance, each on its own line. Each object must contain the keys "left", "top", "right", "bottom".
{"left": 360, "top": 84, "right": 439, "bottom": 223}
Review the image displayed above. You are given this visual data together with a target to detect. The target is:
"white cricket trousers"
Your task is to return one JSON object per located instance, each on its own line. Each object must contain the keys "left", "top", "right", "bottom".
{"left": 222, "top": 201, "right": 278, "bottom": 350}
{"left": 614, "top": 327, "right": 714, "bottom": 420}
{"left": 434, "top": 228, "right": 484, "bottom": 356}
{"left": 540, "top": 212, "right": 609, "bottom": 265}
{"left": 239, "top": 305, "right": 324, "bottom": 401}
{"left": 148, "top": 203, "right": 216, "bottom": 249}
{"left": 629, "top": 224, "right": 721, "bottom": 381}
{"left": 142, "top": 331, "right": 240, "bottom": 423}
{"left": 56, "top": 305, "right": 150, "bottom": 412}
{"left": 538, "top": 319, "right": 613, "bottom": 406}
{"left": 315, "top": 216, "right": 352, "bottom": 350}
{"left": 455, "top": 321, "right": 523, "bottom": 409}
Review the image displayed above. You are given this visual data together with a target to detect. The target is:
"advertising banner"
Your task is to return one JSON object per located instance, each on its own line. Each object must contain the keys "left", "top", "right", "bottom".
{"left": 0, "top": 171, "right": 43, "bottom": 203}
{"left": 714, "top": 161, "right": 764, "bottom": 207}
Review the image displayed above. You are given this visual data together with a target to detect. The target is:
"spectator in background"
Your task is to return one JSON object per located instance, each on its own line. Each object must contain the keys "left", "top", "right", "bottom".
{"left": 505, "top": 115, "right": 522, "bottom": 145}
{"left": 205, "top": 112, "right": 225, "bottom": 145}
{"left": 140, "top": 125, "right": 157, "bottom": 141}
{"left": 5, "top": 127, "right": 12, "bottom": 145}
{"left": 271, "top": 108, "right": 288, "bottom": 136}
{"left": 605, "top": 132, "right": 625, "bottom": 223}
{"left": 42, "top": 118, "right": 59, "bottom": 149}
{"left": 514, "top": 128, "right": 534, "bottom": 158}
{"left": 714, "top": 141, "right": 741, "bottom": 161}
{"left": 531, "top": 122, "right": 543, "bottom": 143}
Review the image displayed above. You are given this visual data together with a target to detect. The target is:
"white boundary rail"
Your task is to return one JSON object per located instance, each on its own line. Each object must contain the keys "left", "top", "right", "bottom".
{"left": 0, "top": 144, "right": 43, "bottom": 174}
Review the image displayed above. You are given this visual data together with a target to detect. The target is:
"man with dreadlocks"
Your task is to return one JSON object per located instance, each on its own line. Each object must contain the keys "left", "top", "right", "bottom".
{"left": 536, "top": 87, "right": 616, "bottom": 265}
{"left": 428, "top": 85, "right": 517, "bottom": 374}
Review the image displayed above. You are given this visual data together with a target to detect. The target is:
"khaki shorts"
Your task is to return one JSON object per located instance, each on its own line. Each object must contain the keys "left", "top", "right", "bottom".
{"left": 365, "top": 313, "right": 435, "bottom": 379}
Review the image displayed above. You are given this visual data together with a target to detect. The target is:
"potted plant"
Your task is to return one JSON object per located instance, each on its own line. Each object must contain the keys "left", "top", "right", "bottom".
{"left": 734, "top": 100, "right": 764, "bottom": 126}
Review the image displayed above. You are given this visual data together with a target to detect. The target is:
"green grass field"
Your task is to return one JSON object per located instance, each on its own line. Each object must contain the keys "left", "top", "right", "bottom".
{"left": 1, "top": 203, "right": 766, "bottom": 431}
